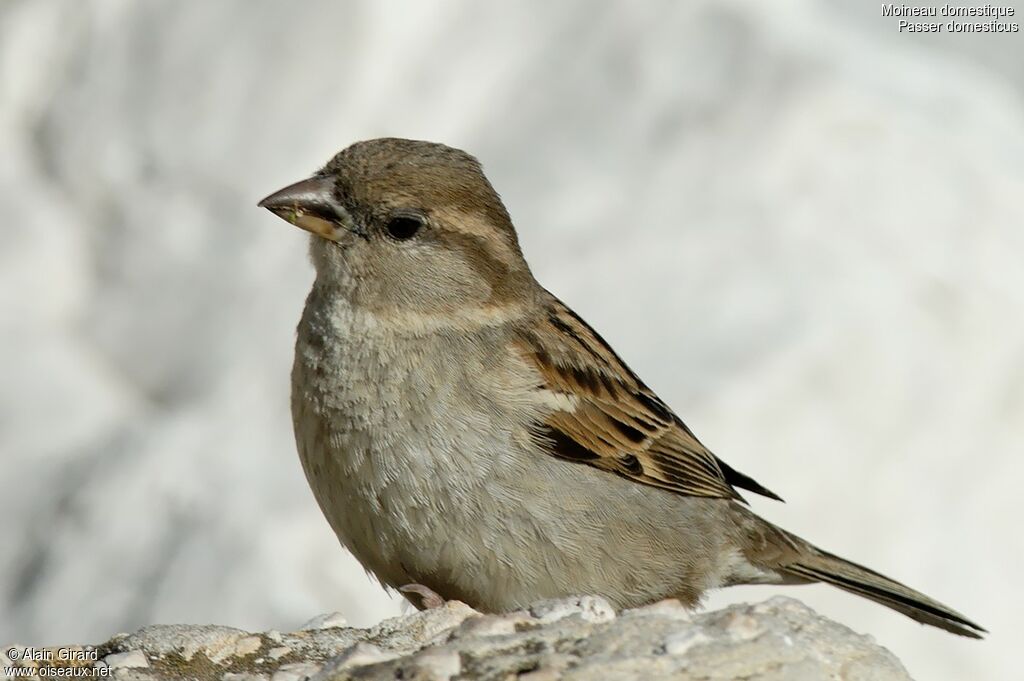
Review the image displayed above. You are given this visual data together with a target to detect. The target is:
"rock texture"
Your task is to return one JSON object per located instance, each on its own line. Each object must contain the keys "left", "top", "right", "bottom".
{"left": 2, "top": 597, "right": 911, "bottom": 681}
{"left": 1, "top": 2, "right": 1016, "bottom": 680}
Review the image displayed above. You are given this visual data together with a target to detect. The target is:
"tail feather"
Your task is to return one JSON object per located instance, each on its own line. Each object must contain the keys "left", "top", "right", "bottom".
{"left": 784, "top": 549, "right": 986, "bottom": 639}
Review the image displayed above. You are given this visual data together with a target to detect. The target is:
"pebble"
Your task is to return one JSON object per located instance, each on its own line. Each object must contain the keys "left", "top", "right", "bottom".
{"left": 664, "top": 628, "right": 711, "bottom": 656}
{"left": 271, "top": 662, "right": 322, "bottom": 681}
{"left": 104, "top": 650, "right": 149, "bottom": 669}
{"left": 408, "top": 649, "right": 461, "bottom": 680}
{"left": 529, "top": 596, "right": 616, "bottom": 624}
{"left": 309, "top": 643, "right": 398, "bottom": 681}
{"left": 300, "top": 612, "right": 348, "bottom": 630}
{"left": 622, "top": 598, "right": 692, "bottom": 621}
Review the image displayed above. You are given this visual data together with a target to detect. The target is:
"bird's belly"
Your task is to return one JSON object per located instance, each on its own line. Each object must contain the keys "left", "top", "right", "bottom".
{"left": 289, "top": 307, "right": 743, "bottom": 612}
{"left": 291, "top": 377, "right": 556, "bottom": 608}
{"left": 292, "top": 377, "right": 738, "bottom": 611}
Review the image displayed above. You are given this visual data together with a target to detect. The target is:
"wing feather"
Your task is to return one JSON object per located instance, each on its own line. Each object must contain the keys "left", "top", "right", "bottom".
{"left": 518, "top": 293, "right": 782, "bottom": 503}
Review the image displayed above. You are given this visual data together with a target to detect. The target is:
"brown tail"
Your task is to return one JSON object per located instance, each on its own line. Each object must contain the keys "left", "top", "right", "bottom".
{"left": 782, "top": 546, "right": 986, "bottom": 638}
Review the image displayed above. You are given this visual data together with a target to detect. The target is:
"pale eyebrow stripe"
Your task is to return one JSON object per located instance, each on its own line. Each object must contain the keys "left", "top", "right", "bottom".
{"left": 431, "top": 207, "right": 519, "bottom": 268}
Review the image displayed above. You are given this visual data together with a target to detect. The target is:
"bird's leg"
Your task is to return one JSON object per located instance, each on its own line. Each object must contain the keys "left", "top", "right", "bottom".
{"left": 399, "top": 583, "right": 446, "bottom": 610}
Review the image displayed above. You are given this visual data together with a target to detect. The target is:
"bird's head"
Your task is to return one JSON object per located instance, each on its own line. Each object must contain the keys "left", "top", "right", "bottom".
{"left": 259, "top": 138, "right": 537, "bottom": 329}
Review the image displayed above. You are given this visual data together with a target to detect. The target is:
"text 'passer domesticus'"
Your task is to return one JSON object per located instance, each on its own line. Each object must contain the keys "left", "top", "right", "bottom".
{"left": 258, "top": 138, "right": 983, "bottom": 638}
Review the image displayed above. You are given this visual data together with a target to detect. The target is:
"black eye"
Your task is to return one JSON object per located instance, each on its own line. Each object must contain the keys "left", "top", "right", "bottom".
{"left": 384, "top": 215, "right": 424, "bottom": 241}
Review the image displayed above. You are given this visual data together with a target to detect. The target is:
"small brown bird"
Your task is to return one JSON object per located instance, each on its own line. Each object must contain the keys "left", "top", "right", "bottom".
{"left": 259, "top": 138, "right": 984, "bottom": 638}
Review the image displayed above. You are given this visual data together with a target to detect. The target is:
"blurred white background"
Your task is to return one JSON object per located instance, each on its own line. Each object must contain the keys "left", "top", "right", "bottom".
{"left": 2, "top": 1, "right": 1021, "bottom": 679}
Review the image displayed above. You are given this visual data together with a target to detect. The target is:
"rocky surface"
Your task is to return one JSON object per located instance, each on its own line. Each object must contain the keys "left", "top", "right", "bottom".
{"left": 2, "top": 597, "right": 911, "bottom": 681}
{"left": 1, "top": 2, "right": 1015, "bottom": 680}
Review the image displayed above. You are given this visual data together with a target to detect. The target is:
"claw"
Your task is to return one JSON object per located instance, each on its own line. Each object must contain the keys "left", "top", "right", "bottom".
{"left": 399, "top": 583, "right": 446, "bottom": 610}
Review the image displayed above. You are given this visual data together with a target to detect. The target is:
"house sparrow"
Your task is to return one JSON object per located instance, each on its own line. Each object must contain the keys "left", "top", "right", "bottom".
{"left": 258, "top": 138, "right": 984, "bottom": 638}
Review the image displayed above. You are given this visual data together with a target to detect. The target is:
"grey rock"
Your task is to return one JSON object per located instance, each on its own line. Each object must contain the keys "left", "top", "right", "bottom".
{"left": 299, "top": 613, "right": 349, "bottom": 632}
{"left": 104, "top": 650, "right": 149, "bottom": 669}
{"left": 222, "top": 673, "right": 268, "bottom": 681}
{"left": 269, "top": 663, "right": 320, "bottom": 681}
{"left": 528, "top": 595, "right": 617, "bottom": 624}
{"left": 308, "top": 643, "right": 398, "bottom": 680}
{"left": 1, "top": 2, "right": 1014, "bottom": 680}
{"left": 4, "top": 598, "right": 910, "bottom": 680}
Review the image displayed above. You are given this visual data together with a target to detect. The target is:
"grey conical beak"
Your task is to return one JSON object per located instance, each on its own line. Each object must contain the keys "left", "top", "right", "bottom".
{"left": 258, "top": 176, "right": 353, "bottom": 241}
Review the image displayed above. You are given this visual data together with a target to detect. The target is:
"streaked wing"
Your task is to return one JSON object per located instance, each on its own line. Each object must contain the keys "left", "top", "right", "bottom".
{"left": 516, "top": 292, "right": 781, "bottom": 503}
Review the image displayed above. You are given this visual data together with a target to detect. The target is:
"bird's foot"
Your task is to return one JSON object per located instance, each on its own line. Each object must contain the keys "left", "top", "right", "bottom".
{"left": 399, "top": 583, "right": 446, "bottom": 610}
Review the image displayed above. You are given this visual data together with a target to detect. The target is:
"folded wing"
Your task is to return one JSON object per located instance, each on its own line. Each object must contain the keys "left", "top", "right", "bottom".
{"left": 516, "top": 293, "right": 782, "bottom": 503}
